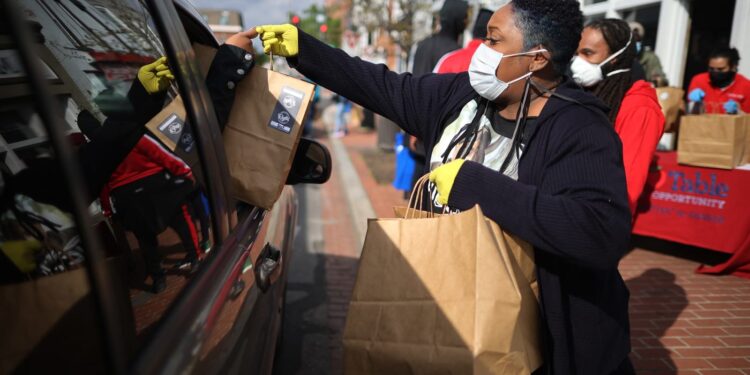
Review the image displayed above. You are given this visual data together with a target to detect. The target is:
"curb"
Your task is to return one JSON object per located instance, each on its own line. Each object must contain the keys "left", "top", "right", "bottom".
{"left": 328, "top": 134, "right": 376, "bottom": 254}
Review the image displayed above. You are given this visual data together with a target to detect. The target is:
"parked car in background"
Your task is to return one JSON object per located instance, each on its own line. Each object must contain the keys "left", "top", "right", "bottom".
{"left": 0, "top": 0, "right": 330, "bottom": 373}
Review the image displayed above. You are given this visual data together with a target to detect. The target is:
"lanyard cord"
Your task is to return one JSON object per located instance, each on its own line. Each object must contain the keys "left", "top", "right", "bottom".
{"left": 499, "top": 76, "right": 533, "bottom": 174}
{"left": 440, "top": 99, "right": 490, "bottom": 163}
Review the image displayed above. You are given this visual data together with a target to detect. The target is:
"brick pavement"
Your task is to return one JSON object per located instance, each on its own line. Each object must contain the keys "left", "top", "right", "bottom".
{"left": 621, "top": 244, "right": 750, "bottom": 374}
{"left": 317, "top": 135, "right": 362, "bottom": 375}
{"left": 311, "top": 110, "right": 749, "bottom": 374}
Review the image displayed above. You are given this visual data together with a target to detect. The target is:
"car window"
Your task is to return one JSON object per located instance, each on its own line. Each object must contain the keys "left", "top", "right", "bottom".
{"left": 0, "top": 0, "right": 219, "bottom": 369}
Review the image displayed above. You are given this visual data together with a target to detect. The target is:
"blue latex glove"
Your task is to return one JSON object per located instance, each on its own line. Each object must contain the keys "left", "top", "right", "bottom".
{"left": 724, "top": 100, "right": 739, "bottom": 114}
{"left": 688, "top": 88, "right": 705, "bottom": 102}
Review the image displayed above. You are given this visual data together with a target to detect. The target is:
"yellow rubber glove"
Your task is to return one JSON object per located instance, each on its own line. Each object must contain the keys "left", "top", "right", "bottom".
{"left": 138, "top": 56, "right": 174, "bottom": 94}
{"left": 429, "top": 159, "right": 466, "bottom": 206}
{"left": 255, "top": 24, "right": 299, "bottom": 57}
{"left": 1, "top": 240, "right": 41, "bottom": 273}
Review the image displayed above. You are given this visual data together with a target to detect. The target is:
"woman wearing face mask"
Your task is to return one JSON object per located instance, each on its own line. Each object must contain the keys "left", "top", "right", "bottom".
{"left": 256, "top": 1, "right": 632, "bottom": 373}
{"left": 571, "top": 18, "right": 665, "bottom": 217}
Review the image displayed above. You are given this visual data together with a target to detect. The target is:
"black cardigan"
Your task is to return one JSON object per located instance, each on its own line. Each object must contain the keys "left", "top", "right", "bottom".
{"left": 291, "top": 30, "right": 633, "bottom": 375}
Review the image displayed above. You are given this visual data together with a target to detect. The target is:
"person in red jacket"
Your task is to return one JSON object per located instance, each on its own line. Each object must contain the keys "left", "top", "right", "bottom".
{"left": 434, "top": 8, "right": 493, "bottom": 74}
{"left": 571, "top": 18, "right": 665, "bottom": 217}
{"left": 687, "top": 47, "right": 750, "bottom": 114}
{"left": 85, "top": 120, "right": 201, "bottom": 293}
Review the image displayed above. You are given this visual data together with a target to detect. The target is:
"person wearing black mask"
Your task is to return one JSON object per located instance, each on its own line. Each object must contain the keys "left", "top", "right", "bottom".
{"left": 687, "top": 47, "right": 749, "bottom": 114}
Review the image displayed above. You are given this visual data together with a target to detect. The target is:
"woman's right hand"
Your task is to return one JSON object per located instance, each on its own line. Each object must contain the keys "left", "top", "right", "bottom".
{"left": 255, "top": 24, "right": 299, "bottom": 57}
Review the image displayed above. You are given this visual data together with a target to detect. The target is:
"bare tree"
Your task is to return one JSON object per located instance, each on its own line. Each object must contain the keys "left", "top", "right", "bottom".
{"left": 352, "top": 0, "right": 433, "bottom": 65}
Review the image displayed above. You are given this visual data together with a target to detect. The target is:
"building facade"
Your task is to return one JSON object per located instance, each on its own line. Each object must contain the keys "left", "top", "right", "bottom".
{"left": 196, "top": 9, "right": 243, "bottom": 43}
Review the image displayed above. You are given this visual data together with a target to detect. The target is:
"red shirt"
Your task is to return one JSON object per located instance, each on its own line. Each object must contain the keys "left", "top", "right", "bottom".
{"left": 434, "top": 39, "right": 483, "bottom": 74}
{"left": 100, "top": 135, "right": 192, "bottom": 215}
{"left": 615, "top": 80, "right": 665, "bottom": 216}
{"left": 687, "top": 72, "right": 750, "bottom": 114}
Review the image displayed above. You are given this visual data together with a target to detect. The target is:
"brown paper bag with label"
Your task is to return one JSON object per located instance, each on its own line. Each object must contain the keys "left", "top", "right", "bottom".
{"left": 222, "top": 66, "right": 314, "bottom": 209}
{"left": 144, "top": 95, "right": 204, "bottom": 182}
{"left": 677, "top": 115, "right": 749, "bottom": 169}
{"left": 147, "top": 44, "right": 315, "bottom": 209}
{"left": 343, "top": 205, "right": 542, "bottom": 375}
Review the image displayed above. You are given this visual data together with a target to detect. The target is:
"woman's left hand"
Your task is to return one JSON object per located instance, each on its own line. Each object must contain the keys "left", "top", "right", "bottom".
{"left": 429, "top": 159, "right": 465, "bottom": 206}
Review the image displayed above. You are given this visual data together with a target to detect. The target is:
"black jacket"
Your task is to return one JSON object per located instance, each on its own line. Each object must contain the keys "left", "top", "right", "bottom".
{"left": 411, "top": 0, "right": 467, "bottom": 75}
{"left": 292, "top": 29, "right": 632, "bottom": 375}
{"left": 205, "top": 44, "right": 255, "bottom": 129}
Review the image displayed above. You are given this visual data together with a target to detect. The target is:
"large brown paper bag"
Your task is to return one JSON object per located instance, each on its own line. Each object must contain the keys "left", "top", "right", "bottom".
{"left": 655, "top": 87, "right": 684, "bottom": 133}
{"left": 222, "top": 66, "right": 314, "bottom": 209}
{"left": 677, "top": 115, "right": 749, "bottom": 169}
{"left": 0, "top": 256, "right": 134, "bottom": 373}
{"left": 343, "top": 205, "right": 542, "bottom": 375}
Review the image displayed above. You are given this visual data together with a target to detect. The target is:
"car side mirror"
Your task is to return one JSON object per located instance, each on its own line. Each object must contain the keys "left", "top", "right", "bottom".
{"left": 286, "top": 138, "right": 332, "bottom": 185}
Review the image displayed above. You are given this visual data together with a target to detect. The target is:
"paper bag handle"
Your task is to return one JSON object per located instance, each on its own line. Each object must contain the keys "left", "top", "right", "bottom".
{"left": 405, "top": 175, "right": 449, "bottom": 219}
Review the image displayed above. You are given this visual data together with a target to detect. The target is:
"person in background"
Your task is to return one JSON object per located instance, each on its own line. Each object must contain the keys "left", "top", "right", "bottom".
{"left": 571, "top": 18, "right": 665, "bottom": 217}
{"left": 628, "top": 22, "right": 667, "bottom": 87}
{"left": 407, "top": 0, "right": 470, "bottom": 196}
{"left": 434, "top": 8, "right": 493, "bottom": 74}
{"left": 255, "top": 0, "right": 633, "bottom": 372}
{"left": 411, "top": 0, "right": 469, "bottom": 76}
{"left": 687, "top": 47, "right": 750, "bottom": 114}
{"left": 333, "top": 95, "right": 352, "bottom": 138}
{"left": 303, "top": 84, "right": 320, "bottom": 137}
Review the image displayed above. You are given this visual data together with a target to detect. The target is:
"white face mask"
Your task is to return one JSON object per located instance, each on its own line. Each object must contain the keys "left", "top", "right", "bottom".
{"left": 570, "top": 34, "right": 632, "bottom": 87}
{"left": 469, "top": 43, "right": 548, "bottom": 101}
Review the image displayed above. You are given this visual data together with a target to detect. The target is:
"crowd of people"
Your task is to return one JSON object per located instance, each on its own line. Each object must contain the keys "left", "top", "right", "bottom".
{"left": 391, "top": 0, "right": 749, "bottom": 206}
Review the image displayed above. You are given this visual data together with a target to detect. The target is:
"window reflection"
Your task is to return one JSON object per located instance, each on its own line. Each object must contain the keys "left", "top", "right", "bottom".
{"left": 0, "top": 1, "right": 215, "bottom": 370}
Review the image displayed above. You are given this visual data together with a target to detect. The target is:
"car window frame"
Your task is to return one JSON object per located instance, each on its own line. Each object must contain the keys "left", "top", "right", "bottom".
{"left": 131, "top": 1, "right": 269, "bottom": 373}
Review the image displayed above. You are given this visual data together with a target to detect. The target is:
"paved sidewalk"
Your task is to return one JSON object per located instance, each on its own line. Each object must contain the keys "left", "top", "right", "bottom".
{"left": 277, "top": 111, "right": 749, "bottom": 375}
{"left": 621, "top": 241, "right": 750, "bottom": 374}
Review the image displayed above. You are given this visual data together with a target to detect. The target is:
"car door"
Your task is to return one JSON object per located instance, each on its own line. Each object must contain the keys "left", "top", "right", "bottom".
{"left": 1, "top": 0, "right": 297, "bottom": 373}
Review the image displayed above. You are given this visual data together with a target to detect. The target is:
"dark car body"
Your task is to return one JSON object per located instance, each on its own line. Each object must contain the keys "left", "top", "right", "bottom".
{"left": 0, "top": 0, "right": 314, "bottom": 373}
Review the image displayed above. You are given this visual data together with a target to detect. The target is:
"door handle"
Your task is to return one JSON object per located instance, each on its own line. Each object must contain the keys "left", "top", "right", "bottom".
{"left": 254, "top": 243, "right": 281, "bottom": 293}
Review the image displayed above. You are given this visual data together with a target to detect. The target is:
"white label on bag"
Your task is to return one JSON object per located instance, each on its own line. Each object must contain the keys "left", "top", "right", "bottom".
{"left": 156, "top": 112, "right": 195, "bottom": 152}
{"left": 157, "top": 113, "right": 184, "bottom": 145}
{"left": 269, "top": 86, "right": 305, "bottom": 134}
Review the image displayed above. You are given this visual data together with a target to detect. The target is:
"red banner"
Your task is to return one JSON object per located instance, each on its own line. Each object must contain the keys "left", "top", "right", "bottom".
{"left": 633, "top": 152, "right": 750, "bottom": 278}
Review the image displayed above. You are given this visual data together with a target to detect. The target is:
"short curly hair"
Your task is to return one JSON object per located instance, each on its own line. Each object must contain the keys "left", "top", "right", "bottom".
{"left": 510, "top": 0, "right": 584, "bottom": 75}
{"left": 709, "top": 47, "right": 741, "bottom": 67}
